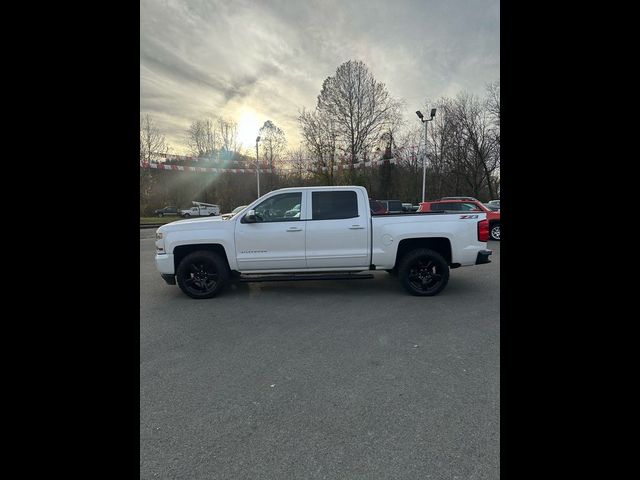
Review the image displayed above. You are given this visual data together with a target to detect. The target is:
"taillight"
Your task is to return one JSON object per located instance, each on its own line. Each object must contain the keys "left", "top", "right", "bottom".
{"left": 478, "top": 219, "right": 489, "bottom": 242}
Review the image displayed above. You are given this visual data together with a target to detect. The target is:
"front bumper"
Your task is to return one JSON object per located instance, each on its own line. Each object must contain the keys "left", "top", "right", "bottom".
{"left": 155, "top": 253, "right": 174, "bottom": 274}
{"left": 475, "top": 250, "right": 492, "bottom": 265}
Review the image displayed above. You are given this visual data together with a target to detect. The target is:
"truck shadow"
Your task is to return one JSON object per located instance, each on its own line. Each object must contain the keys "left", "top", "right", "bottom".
{"left": 221, "top": 272, "right": 483, "bottom": 299}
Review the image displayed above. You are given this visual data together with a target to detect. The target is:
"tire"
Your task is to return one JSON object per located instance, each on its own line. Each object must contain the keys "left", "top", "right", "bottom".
{"left": 176, "top": 251, "right": 229, "bottom": 299}
{"left": 398, "top": 248, "right": 450, "bottom": 296}
{"left": 183, "top": 213, "right": 191, "bottom": 218}
{"left": 209, "top": 213, "right": 215, "bottom": 216}
{"left": 158, "top": 213, "right": 164, "bottom": 217}
{"left": 490, "top": 223, "right": 500, "bottom": 241}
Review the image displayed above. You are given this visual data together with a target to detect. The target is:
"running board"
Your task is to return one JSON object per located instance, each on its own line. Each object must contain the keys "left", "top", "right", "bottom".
{"left": 238, "top": 272, "right": 375, "bottom": 283}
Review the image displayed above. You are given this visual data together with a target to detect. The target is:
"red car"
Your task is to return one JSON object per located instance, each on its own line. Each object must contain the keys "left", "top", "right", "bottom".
{"left": 418, "top": 198, "right": 501, "bottom": 240}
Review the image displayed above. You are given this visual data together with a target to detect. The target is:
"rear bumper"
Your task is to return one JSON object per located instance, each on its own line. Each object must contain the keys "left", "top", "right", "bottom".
{"left": 475, "top": 250, "right": 492, "bottom": 265}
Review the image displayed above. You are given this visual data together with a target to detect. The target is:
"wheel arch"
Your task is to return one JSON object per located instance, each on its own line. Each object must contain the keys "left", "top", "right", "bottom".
{"left": 173, "top": 244, "right": 231, "bottom": 273}
{"left": 394, "top": 237, "right": 452, "bottom": 268}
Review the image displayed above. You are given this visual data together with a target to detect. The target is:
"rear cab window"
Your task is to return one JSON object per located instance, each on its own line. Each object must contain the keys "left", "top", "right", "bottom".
{"left": 312, "top": 191, "right": 359, "bottom": 220}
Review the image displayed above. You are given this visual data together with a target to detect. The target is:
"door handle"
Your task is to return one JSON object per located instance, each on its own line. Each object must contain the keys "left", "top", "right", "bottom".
{"left": 286, "top": 227, "right": 302, "bottom": 232}
{"left": 349, "top": 225, "right": 365, "bottom": 229}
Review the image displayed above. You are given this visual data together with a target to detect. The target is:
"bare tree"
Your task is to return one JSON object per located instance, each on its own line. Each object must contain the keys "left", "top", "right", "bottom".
{"left": 394, "top": 124, "right": 424, "bottom": 202}
{"left": 140, "top": 114, "right": 168, "bottom": 214}
{"left": 282, "top": 147, "right": 312, "bottom": 183}
{"left": 140, "top": 114, "right": 167, "bottom": 164}
{"left": 186, "top": 119, "right": 218, "bottom": 158}
{"left": 259, "top": 120, "right": 287, "bottom": 190}
{"left": 316, "top": 60, "right": 402, "bottom": 177}
{"left": 217, "top": 118, "right": 241, "bottom": 154}
{"left": 298, "top": 108, "right": 339, "bottom": 185}
{"left": 434, "top": 93, "right": 499, "bottom": 199}
{"left": 486, "top": 81, "right": 500, "bottom": 127}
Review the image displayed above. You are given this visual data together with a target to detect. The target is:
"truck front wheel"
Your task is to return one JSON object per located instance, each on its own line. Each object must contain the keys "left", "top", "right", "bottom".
{"left": 176, "top": 251, "right": 229, "bottom": 299}
{"left": 398, "top": 248, "right": 450, "bottom": 296}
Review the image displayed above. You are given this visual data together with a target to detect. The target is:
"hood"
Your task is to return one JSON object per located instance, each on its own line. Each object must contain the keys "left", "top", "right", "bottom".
{"left": 157, "top": 216, "right": 225, "bottom": 233}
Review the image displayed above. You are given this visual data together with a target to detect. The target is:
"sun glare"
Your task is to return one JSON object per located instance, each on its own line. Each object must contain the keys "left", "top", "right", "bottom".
{"left": 236, "top": 111, "right": 262, "bottom": 150}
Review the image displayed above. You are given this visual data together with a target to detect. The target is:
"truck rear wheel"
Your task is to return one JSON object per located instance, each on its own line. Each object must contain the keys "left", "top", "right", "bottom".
{"left": 398, "top": 248, "right": 449, "bottom": 296}
{"left": 176, "top": 251, "right": 229, "bottom": 299}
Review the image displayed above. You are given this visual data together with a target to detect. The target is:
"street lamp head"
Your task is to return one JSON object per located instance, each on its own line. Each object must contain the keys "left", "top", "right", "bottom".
{"left": 256, "top": 136, "right": 260, "bottom": 143}
{"left": 430, "top": 108, "right": 437, "bottom": 118}
{"left": 415, "top": 110, "right": 424, "bottom": 120}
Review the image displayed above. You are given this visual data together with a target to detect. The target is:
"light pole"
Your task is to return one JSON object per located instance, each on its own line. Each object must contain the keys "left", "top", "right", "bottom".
{"left": 255, "top": 136, "right": 261, "bottom": 197}
{"left": 416, "top": 108, "right": 436, "bottom": 202}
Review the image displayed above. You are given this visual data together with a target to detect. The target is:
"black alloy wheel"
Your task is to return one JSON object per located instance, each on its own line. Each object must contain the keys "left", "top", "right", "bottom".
{"left": 399, "top": 248, "right": 450, "bottom": 296}
{"left": 176, "top": 251, "right": 229, "bottom": 299}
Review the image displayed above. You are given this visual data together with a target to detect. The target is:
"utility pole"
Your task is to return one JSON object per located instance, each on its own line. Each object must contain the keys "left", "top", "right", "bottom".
{"left": 416, "top": 108, "right": 437, "bottom": 202}
{"left": 256, "top": 136, "right": 261, "bottom": 197}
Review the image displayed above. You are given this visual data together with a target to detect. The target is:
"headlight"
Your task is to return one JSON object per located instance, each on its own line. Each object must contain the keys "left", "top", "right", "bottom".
{"left": 156, "top": 232, "right": 163, "bottom": 240}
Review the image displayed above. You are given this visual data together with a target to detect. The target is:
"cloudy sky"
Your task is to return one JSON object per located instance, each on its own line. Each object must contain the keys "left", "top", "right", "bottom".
{"left": 141, "top": 0, "right": 499, "bottom": 154}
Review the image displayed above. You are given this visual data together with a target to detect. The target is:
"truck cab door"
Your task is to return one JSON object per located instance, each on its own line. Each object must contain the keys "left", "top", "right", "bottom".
{"left": 305, "top": 189, "right": 370, "bottom": 268}
{"left": 234, "top": 191, "right": 306, "bottom": 271}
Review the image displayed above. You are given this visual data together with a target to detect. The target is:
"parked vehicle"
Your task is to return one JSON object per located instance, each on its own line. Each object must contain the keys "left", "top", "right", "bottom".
{"left": 402, "top": 203, "right": 419, "bottom": 212}
{"left": 154, "top": 206, "right": 179, "bottom": 217}
{"left": 377, "top": 200, "right": 404, "bottom": 213}
{"left": 487, "top": 199, "right": 500, "bottom": 209}
{"left": 221, "top": 205, "right": 248, "bottom": 220}
{"left": 369, "top": 199, "right": 388, "bottom": 215}
{"left": 484, "top": 203, "right": 500, "bottom": 212}
{"left": 180, "top": 201, "right": 220, "bottom": 218}
{"left": 154, "top": 186, "right": 492, "bottom": 299}
{"left": 418, "top": 199, "right": 500, "bottom": 241}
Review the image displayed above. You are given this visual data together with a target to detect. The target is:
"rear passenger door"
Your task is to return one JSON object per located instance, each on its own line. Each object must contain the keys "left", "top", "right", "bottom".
{"left": 305, "top": 190, "right": 370, "bottom": 269}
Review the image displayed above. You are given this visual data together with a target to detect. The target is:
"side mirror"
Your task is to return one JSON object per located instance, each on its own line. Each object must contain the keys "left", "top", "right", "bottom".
{"left": 243, "top": 209, "right": 257, "bottom": 223}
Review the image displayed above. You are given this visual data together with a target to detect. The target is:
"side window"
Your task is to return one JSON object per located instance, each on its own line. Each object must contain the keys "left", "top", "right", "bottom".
{"left": 312, "top": 191, "right": 358, "bottom": 220}
{"left": 253, "top": 192, "right": 302, "bottom": 222}
{"left": 461, "top": 203, "right": 480, "bottom": 211}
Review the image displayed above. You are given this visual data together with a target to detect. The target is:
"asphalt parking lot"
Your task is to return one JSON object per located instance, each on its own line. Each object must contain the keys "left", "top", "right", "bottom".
{"left": 140, "top": 229, "right": 500, "bottom": 479}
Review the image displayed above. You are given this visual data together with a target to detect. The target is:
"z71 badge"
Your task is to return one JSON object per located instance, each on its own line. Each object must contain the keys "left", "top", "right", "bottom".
{"left": 459, "top": 214, "right": 479, "bottom": 219}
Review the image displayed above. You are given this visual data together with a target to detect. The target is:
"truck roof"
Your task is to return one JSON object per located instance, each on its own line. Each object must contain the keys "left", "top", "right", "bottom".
{"left": 267, "top": 185, "right": 368, "bottom": 193}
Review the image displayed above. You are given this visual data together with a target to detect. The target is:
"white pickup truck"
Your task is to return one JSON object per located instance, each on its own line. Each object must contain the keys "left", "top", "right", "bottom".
{"left": 154, "top": 186, "right": 492, "bottom": 298}
{"left": 180, "top": 201, "right": 220, "bottom": 218}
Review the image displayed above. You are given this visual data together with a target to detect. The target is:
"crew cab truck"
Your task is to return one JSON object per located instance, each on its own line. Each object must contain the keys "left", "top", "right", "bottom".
{"left": 154, "top": 186, "right": 492, "bottom": 299}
